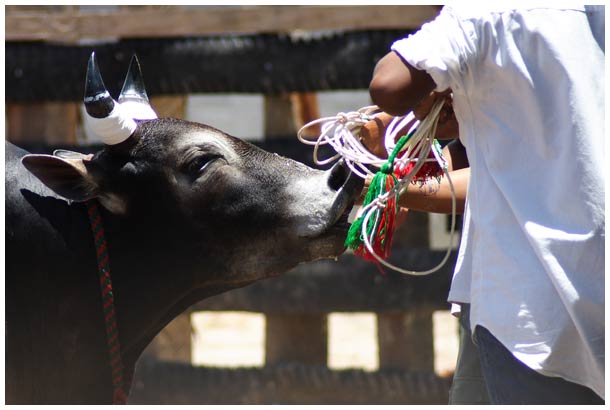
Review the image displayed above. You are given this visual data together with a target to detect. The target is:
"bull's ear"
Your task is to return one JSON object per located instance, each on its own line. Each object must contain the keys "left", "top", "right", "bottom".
{"left": 22, "top": 154, "right": 128, "bottom": 214}
{"left": 52, "top": 149, "right": 93, "bottom": 160}
{"left": 21, "top": 154, "right": 99, "bottom": 202}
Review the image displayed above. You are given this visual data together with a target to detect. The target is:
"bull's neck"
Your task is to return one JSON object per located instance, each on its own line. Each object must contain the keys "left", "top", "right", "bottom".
{"left": 89, "top": 203, "right": 223, "bottom": 367}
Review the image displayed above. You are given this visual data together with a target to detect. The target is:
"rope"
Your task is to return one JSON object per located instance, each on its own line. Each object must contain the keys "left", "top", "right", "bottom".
{"left": 85, "top": 200, "right": 127, "bottom": 405}
{"left": 298, "top": 99, "right": 457, "bottom": 276}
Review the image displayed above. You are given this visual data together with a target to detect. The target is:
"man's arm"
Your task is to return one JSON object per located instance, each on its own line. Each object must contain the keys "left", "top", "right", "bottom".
{"left": 369, "top": 51, "right": 437, "bottom": 116}
{"left": 398, "top": 139, "right": 468, "bottom": 214}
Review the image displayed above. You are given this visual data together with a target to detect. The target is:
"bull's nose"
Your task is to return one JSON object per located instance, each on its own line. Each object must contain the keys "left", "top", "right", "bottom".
{"left": 327, "top": 160, "right": 349, "bottom": 191}
{"left": 327, "top": 160, "right": 364, "bottom": 199}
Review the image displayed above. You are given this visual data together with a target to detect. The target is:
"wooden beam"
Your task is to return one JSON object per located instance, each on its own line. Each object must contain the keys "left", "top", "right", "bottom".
{"left": 193, "top": 249, "right": 454, "bottom": 314}
{"left": 6, "top": 5, "right": 439, "bottom": 43}
{"left": 129, "top": 361, "right": 451, "bottom": 404}
{"left": 265, "top": 313, "right": 328, "bottom": 366}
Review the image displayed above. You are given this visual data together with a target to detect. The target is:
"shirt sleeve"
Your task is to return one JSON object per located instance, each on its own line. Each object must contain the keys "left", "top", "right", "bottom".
{"left": 391, "top": 7, "right": 477, "bottom": 92}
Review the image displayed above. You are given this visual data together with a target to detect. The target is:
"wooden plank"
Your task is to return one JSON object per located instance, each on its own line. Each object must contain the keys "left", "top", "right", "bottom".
{"left": 6, "top": 102, "right": 79, "bottom": 145}
{"left": 6, "top": 5, "right": 439, "bottom": 43}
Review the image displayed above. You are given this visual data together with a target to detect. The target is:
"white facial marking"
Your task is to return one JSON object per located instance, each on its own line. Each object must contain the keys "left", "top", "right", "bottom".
{"left": 286, "top": 173, "right": 338, "bottom": 237}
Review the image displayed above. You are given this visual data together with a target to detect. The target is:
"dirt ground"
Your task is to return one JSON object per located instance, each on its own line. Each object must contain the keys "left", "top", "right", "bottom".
{"left": 190, "top": 310, "right": 459, "bottom": 376}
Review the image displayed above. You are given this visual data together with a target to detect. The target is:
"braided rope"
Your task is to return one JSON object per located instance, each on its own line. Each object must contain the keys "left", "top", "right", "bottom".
{"left": 85, "top": 200, "right": 127, "bottom": 405}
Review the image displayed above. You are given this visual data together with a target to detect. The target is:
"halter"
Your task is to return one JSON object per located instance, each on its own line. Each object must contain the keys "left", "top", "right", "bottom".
{"left": 85, "top": 200, "right": 127, "bottom": 404}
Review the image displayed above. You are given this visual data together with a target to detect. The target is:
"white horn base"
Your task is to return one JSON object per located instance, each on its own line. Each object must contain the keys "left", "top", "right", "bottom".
{"left": 84, "top": 105, "right": 138, "bottom": 145}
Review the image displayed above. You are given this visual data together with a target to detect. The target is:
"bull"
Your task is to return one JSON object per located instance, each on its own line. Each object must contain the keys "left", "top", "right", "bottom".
{"left": 5, "top": 53, "right": 363, "bottom": 404}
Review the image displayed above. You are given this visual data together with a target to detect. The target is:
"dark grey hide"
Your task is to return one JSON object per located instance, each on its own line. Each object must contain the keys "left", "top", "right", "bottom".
{"left": 5, "top": 116, "right": 362, "bottom": 403}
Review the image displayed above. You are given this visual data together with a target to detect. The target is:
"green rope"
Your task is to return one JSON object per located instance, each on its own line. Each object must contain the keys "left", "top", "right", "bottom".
{"left": 344, "top": 130, "right": 413, "bottom": 250}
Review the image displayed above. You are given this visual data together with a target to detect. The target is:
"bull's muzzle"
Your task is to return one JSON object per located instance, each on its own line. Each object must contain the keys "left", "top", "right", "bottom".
{"left": 326, "top": 160, "right": 365, "bottom": 226}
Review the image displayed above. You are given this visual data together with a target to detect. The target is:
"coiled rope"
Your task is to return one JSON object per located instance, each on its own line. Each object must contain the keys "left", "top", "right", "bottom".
{"left": 298, "top": 99, "right": 456, "bottom": 276}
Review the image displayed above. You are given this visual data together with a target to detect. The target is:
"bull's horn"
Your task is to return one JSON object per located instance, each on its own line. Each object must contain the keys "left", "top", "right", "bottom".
{"left": 84, "top": 52, "right": 116, "bottom": 119}
{"left": 83, "top": 52, "right": 137, "bottom": 146}
{"left": 118, "top": 55, "right": 157, "bottom": 120}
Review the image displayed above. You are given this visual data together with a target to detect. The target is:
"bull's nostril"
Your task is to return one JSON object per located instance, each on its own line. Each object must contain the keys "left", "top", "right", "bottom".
{"left": 327, "top": 160, "right": 348, "bottom": 191}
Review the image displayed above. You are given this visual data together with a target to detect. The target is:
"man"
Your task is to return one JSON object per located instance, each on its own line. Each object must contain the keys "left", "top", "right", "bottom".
{"left": 362, "top": 5, "right": 604, "bottom": 404}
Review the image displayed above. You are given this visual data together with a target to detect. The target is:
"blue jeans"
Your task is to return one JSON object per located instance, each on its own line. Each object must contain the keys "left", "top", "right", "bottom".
{"left": 474, "top": 325, "right": 604, "bottom": 405}
{"left": 449, "top": 304, "right": 490, "bottom": 404}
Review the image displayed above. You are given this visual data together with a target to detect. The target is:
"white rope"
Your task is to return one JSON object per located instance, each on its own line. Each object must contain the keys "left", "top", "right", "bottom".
{"left": 298, "top": 99, "right": 457, "bottom": 276}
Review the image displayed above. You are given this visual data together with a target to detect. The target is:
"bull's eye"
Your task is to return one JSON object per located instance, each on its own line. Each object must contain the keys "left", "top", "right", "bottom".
{"left": 188, "top": 154, "right": 222, "bottom": 175}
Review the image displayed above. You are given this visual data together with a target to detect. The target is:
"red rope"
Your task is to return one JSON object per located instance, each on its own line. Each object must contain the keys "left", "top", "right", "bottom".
{"left": 85, "top": 200, "right": 127, "bottom": 405}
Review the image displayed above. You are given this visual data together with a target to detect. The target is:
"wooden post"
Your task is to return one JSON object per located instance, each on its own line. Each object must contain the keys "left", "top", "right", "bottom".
{"left": 377, "top": 309, "right": 435, "bottom": 372}
{"left": 140, "top": 312, "right": 193, "bottom": 363}
{"left": 263, "top": 92, "right": 328, "bottom": 366}
{"left": 6, "top": 102, "right": 80, "bottom": 145}
{"left": 392, "top": 210, "right": 430, "bottom": 248}
{"left": 265, "top": 313, "right": 327, "bottom": 365}
{"left": 263, "top": 92, "right": 320, "bottom": 139}
{"left": 377, "top": 209, "right": 435, "bottom": 372}
{"left": 150, "top": 95, "right": 187, "bottom": 119}
{"left": 291, "top": 92, "right": 320, "bottom": 139}
{"left": 263, "top": 94, "right": 297, "bottom": 139}
{"left": 136, "top": 96, "right": 191, "bottom": 363}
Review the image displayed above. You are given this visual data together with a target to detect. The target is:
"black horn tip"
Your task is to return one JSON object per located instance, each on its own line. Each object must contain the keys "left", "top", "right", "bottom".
{"left": 84, "top": 52, "right": 115, "bottom": 118}
{"left": 118, "top": 54, "right": 149, "bottom": 104}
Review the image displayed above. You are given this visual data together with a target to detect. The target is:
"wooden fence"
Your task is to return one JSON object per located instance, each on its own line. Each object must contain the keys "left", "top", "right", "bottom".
{"left": 129, "top": 249, "right": 456, "bottom": 405}
{"left": 5, "top": 5, "right": 459, "bottom": 405}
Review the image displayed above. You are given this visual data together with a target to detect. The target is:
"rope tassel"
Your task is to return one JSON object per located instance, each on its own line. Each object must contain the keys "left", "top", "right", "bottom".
{"left": 345, "top": 131, "right": 414, "bottom": 260}
{"left": 345, "top": 164, "right": 398, "bottom": 260}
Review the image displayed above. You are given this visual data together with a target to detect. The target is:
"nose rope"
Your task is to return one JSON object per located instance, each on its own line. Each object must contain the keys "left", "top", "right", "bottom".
{"left": 298, "top": 99, "right": 456, "bottom": 276}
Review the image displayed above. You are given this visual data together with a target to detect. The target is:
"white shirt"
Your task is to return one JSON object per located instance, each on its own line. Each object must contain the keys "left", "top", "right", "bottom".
{"left": 392, "top": 5, "right": 604, "bottom": 398}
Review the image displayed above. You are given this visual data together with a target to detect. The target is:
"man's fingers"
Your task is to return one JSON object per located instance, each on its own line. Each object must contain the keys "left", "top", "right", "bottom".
{"left": 413, "top": 89, "right": 453, "bottom": 120}
{"left": 413, "top": 92, "right": 437, "bottom": 120}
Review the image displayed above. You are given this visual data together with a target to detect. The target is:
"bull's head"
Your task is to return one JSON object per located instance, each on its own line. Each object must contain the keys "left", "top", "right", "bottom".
{"left": 21, "top": 53, "right": 364, "bottom": 284}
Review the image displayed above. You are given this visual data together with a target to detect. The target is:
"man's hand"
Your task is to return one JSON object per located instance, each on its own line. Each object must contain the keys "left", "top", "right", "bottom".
{"left": 414, "top": 90, "right": 459, "bottom": 140}
{"left": 359, "top": 112, "right": 393, "bottom": 158}
{"left": 359, "top": 91, "right": 458, "bottom": 158}
{"left": 359, "top": 112, "right": 418, "bottom": 158}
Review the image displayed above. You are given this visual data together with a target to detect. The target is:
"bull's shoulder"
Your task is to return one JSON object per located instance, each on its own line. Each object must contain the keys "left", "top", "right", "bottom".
{"left": 6, "top": 141, "right": 48, "bottom": 196}
{"left": 6, "top": 140, "right": 29, "bottom": 161}
{"left": 5, "top": 141, "right": 68, "bottom": 202}
{"left": 5, "top": 141, "right": 78, "bottom": 252}
{"left": 5, "top": 141, "right": 29, "bottom": 187}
